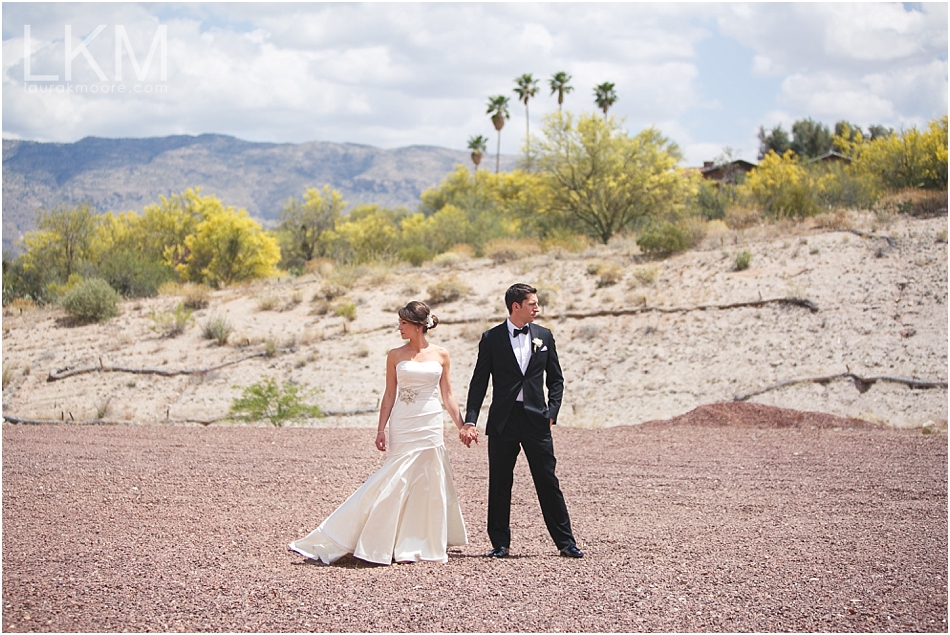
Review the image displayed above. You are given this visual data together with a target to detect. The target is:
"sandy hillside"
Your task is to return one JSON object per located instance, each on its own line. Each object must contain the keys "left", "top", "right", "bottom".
{"left": 1, "top": 213, "right": 947, "bottom": 429}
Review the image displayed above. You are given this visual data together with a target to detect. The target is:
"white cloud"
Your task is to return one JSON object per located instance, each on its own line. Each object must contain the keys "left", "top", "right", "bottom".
{"left": 1, "top": 2, "right": 945, "bottom": 164}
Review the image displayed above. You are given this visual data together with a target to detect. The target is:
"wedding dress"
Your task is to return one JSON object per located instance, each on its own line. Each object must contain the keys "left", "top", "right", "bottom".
{"left": 289, "top": 360, "right": 467, "bottom": 564}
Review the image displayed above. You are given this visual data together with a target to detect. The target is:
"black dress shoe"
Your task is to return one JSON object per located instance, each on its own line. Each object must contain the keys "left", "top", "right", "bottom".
{"left": 486, "top": 546, "right": 509, "bottom": 558}
{"left": 559, "top": 545, "right": 584, "bottom": 558}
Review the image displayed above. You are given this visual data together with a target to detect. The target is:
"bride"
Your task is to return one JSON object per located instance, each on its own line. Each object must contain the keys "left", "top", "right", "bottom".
{"left": 289, "top": 301, "right": 477, "bottom": 565}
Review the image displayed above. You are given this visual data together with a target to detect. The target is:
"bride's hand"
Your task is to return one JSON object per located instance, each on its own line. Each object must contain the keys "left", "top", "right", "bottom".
{"left": 375, "top": 430, "right": 387, "bottom": 452}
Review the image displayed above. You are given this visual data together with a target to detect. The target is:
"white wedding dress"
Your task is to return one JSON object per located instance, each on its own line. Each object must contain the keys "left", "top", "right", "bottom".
{"left": 289, "top": 360, "right": 467, "bottom": 565}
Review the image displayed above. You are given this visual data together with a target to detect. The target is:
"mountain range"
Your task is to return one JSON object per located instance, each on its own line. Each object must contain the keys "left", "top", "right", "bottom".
{"left": 1, "top": 134, "right": 518, "bottom": 255}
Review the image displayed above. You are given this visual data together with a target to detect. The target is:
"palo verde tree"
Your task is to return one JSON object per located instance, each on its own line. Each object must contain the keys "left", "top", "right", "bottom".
{"left": 277, "top": 185, "right": 345, "bottom": 269}
{"left": 486, "top": 95, "right": 511, "bottom": 174}
{"left": 177, "top": 192, "right": 280, "bottom": 287}
{"left": 19, "top": 202, "right": 97, "bottom": 285}
{"left": 535, "top": 112, "right": 689, "bottom": 244}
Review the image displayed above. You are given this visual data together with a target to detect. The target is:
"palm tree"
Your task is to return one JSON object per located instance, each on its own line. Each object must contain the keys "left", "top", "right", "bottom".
{"left": 486, "top": 95, "right": 510, "bottom": 174}
{"left": 594, "top": 82, "right": 618, "bottom": 116}
{"left": 467, "top": 134, "right": 488, "bottom": 172}
{"left": 549, "top": 71, "right": 573, "bottom": 112}
{"left": 467, "top": 134, "right": 488, "bottom": 199}
{"left": 513, "top": 73, "right": 539, "bottom": 165}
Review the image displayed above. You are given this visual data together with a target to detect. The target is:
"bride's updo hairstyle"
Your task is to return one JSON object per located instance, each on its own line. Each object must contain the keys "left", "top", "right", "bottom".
{"left": 398, "top": 301, "right": 439, "bottom": 333}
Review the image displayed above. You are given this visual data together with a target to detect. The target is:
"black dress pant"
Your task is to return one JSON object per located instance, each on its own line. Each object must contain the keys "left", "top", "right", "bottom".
{"left": 487, "top": 402, "right": 575, "bottom": 550}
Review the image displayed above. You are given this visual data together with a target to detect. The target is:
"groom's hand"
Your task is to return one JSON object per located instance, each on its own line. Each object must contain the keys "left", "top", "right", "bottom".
{"left": 459, "top": 424, "right": 478, "bottom": 447}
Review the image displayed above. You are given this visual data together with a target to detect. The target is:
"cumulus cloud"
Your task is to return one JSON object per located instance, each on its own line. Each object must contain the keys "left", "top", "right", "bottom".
{"left": 1, "top": 2, "right": 945, "bottom": 165}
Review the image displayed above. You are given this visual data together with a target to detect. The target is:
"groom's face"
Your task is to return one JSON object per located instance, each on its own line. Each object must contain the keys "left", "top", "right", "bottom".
{"left": 511, "top": 293, "right": 540, "bottom": 325}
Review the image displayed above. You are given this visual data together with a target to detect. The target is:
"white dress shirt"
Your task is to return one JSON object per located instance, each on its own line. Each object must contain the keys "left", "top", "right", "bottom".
{"left": 507, "top": 318, "right": 532, "bottom": 402}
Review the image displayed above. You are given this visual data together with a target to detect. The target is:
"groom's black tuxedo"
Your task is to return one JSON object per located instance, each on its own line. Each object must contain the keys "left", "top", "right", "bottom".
{"left": 466, "top": 320, "right": 576, "bottom": 551}
{"left": 465, "top": 321, "right": 563, "bottom": 433}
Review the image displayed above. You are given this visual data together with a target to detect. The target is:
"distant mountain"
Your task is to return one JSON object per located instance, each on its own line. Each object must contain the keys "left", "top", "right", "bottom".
{"left": 1, "top": 134, "right": 518, "bottom": 254}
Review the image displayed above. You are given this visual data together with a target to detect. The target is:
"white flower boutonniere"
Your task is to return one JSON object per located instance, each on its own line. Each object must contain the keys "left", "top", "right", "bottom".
{"left": 532, "top": 337, "right": 543, "bottom": 353}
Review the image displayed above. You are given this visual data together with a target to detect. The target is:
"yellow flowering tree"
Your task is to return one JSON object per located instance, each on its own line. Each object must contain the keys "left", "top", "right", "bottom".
{"left": 534, "top": 112, "right": 691, "bottom": 244}
{"left": 178, "top": 194, "right": 280, "bottom": 286}
{"left": 740, "top": 150, "right": 819, "bottom": 218}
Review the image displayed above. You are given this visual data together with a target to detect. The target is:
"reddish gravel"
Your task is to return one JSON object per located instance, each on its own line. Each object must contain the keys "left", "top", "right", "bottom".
{"left": 3, "top": 404, "right": 947, "bottom": 632}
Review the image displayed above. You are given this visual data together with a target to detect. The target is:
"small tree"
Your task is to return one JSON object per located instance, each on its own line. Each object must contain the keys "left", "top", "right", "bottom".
{"left": 535, "top": 112, "right": 689, "bottom": 244}
{"left": 230, "top": 378, "right": 323, "bottom": 426}
{"left": 178, "top": 194, "right": 280, "bottom": 286}
{"left": 278, "top": 185, "right": 345, "bottom": 269}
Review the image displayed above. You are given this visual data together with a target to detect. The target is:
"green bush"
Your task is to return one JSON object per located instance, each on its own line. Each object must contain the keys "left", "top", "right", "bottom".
{"left": 149, "top": 303, "right": 194, "bottom": 337}
{"left": 61, "top": 278, "right": 120, "bottom": 324}
{"left": 230, "top": 378, "right": 323, "bottom": 426}
{"left": 201, "top": 314, "right": 232, "bottom": 345}
{"left": 636, "top": 223, "right": 692, "bottom": 256}
{"left": 734, "top": 250, "right": 752, "bottom": 271}
{"left": 399, "top": 245, "right": 433, "bottom": 267}
{"left": 96, "top": 250, "right": 174, "bottom": 298}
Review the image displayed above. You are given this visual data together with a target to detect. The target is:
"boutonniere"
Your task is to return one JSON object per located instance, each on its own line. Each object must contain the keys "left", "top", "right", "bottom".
{"left": 532, "top": 337, "right": 543, "bottom": 353}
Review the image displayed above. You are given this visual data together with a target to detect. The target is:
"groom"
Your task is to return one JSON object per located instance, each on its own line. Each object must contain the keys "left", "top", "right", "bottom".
{"left": 461, "top": 283, "right": 583, "bottom": 559}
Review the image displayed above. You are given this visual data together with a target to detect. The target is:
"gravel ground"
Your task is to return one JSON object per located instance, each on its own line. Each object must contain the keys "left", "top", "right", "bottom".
{"left": 2, "top": 403, "right": 947, "bottom": 633}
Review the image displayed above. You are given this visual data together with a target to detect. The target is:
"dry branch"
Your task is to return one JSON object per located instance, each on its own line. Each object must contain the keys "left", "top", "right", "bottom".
{"left": 437, "top": 296, "right": 819, "bottom": 325}
{"left": 734, "top": 372, "right": 948, "bottom": 401}
{"left": 47, "top": 351, "right": 269, "bottom": 382}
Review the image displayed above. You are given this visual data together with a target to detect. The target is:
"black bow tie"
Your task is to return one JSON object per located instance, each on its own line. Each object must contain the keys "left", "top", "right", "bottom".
{"left": 512, "top": 326, "right": 529, "bottom": 337}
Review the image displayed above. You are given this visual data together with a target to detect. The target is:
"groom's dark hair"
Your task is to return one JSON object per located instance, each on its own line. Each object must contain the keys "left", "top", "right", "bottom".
{"left": 505, "top": 283, "right": 537, "bottom": 314}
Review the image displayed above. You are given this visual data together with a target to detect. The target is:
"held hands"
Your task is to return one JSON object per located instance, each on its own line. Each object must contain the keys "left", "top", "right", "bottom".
{"left": 459, "top": 425, "right": 479, "bottom": 448}
{"left": 375, "top": 430, "right": 387, "bottom": 452}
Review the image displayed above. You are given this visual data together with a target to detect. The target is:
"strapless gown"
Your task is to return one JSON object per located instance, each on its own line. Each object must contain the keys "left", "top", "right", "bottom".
{"left": 289, "top": 360, "right": 467, "bottom": 564}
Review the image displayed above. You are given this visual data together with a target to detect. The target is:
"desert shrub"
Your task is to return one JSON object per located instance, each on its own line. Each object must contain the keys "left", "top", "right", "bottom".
{"left": 631, "top": 265, "right": 659, "bottom": 286}
{"left": 9, "top": 298, "right": 38, "bottom": 312}
{"left": 181, "top": 283, "right": 211, "bottom": 309}
{"left": 813, "top": 210, "right": 853, "bottom": 231}
{"left": 256, "top": 293, "right": 280, "bottom": 311}
{"left": 202, "top": 314, "right": 232, "bottom": 345}
{"left": 264, "top": 337, "right": 279, "bottom": 357}
{"left": 734, "top": 250, "right": 752, "bottom": 271}
{"left": 540, "top": 231, "right": 590, "bottom": 255}
{"left": 704, "top": 219, "right": 730, "bottom": 244}
{"left": 317, "top": 265, "right": 363, "bottom": 300}
{"left": 333, "top": 298, "right": 357, "bottom": 324}
{"left": 399, "top": 245, "right": 433, "bottom": 267}
{"left": 95, "top": 250, "right": 174, "bottom": 298}
{"left": 157, "top": 281, "right": 182, "bottom": 296}
{"left": 575, "top": 324, "right": 601, "bottom": 340}
{"left": 680, "top": 217, "right": 708, "bottom": 248}
{"left": 432, "top": 251, "right": 465, "bottom": 268}
{"left": 305, "top": 257, "right": 335, "bottom": 277}
{"left": 595, "top": 262, "right": 624, "bottom": 288}
{"left": 94, "top": 396, "right": 112, "bottom": 420}
{"left": 2, "top": 361, "right": 13, "bottom": 390}
{"left": 723, "top": 206, "right": 762, "bottom": 230}
{"left": 149, "top": 303, "right": 194, "bottom": 337}
{"left": 310, "top": 298, "right": 331, "bottom": 316}
{"left": 483, "top": 238, "right": 542, "bottom": 263}
{"left": 535, "top": 286, "right": 559, "bottom": 308}
{"left": 427, "top": 275, "right": 471, "bottom": 304}
{"left": 230, "top": 378, "right": 323, "bottom": 426}
{"left": 636, "top": 222, "right": 692, "bottom": 257}
{"left": 879, "top": 189, "right": 949, "bottom": 218}
{"left": 61, "top": 278, "right": 120, "bottom": 324}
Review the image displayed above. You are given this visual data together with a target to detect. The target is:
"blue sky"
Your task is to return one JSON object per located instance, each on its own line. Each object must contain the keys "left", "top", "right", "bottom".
{"left": 2, "top": 2, "right": 947, "bottom": 165}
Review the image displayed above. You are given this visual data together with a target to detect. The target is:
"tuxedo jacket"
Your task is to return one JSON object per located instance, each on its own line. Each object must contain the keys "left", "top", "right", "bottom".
{"left": 465, "top": 321, "right": 564, "bottom": 435}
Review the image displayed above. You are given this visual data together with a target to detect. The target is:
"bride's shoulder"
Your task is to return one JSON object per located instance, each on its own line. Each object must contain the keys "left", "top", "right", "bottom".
{"left": 387, "top": 345, "right": 410, "bottom": 362}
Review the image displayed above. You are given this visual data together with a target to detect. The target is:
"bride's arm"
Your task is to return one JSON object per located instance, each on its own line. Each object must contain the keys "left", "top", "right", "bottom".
{"left": 376, "top": 350, "right": 398, "bottom": 451}
{"left": 438, "top": 350, "right": 466, "bottom": 430}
